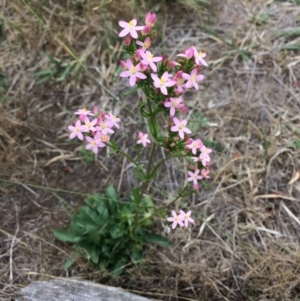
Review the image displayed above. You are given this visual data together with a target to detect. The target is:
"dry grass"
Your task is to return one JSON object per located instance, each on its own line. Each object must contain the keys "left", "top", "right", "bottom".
{"left": 1, "top": 0, "right": 300, "bottom": 300}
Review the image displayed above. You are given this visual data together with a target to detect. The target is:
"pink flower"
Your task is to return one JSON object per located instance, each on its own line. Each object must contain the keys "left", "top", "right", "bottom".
{"left": 199, "top": 146, "right": 212, "bottom": 166}
{"left": 171, "top": 117, "right": 192, "bottom": 139}
{"left": 186, "top": 139, "right": 202, "bottom": 155}
{"left": 187, "top": 169, "right": 202, "bottom": 185}
{"left": 81, "top": 117, "right": 97, "bottom": 132}
{"left": 182, "top": 68, "right": 204, "bottom": 90}
{"left": 167, "top": 210, "right": 184, "bottom": 229}
{"left": 193, "top": 47, "right": 208, "bottom": 66}
{"left": 96, "top": 120, "right": 114, "bottom": 135}
{"left": 145, "top": 12, "right": 156, "bottom": 27}
{"left": 164, "top": 97, "right": 184, "bottom": 117}
{"left": 137, "top": 132, "right": 151, "bottom": 147}
{"left": 179, "top": 210, "right": 194, "bottom": 227}
{"left": 173, "top": 71, "right": 185, "bottom": 94}
{"left": 85, "top": 134, "right": 105, "bottom": 155}
{"left": 136, "top": 37, "right": 151, "bottom": 51}
{"left": 201, "top": 169, "right": 210, "bottom": 179}
{"left": 105, "top": 113, "right": 121, "bottom": 129}
{"left": 74, "top": 108, "right": 95, "bottom": 121}
{"left": 68, "top": 120, "right": 84, "bottom": 141}
{"left": 120, "top": 59, "right": 147, "bottom": 86}
{"left": 74, "top": 108, "right": 94, "bottom": 117}
{"left": 151, "top": 71, "right": 175, "bottom": 95}
{"left": 118, "top": 19, "right": 144, "bottom": 39}
{"left": 177, "top": 46, "right": 194, "bottom": 59}
{"left": 141, "top": 51, "right": 162, "bottom": 72}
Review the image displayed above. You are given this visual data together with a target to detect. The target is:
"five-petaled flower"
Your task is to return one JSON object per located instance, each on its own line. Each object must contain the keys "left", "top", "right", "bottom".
{"left": 118, "top": 19, "right": 144, "bottom": 39}
{"left": 183, "top": 68, "right": 204, "bottom": 90}
{"left": 179, "top": 210, "right": 195, "bottom": 227}
{"left": 187, "top": 169, "right": 202, "bottom": 185}
{"left": 151, "top": 72, "right": 175, "bottom": 95}
{"left": 141, "top": 51, "right": 162, "bottom": 72}
{"left": 164, "top": 97, "right": 184, "bottom": 117}
{"left": 85, "top": 134, "right": 105, "bottom": 155}
{"left": 68, "top": 120, "right": 84, "bottom": 140}
{"left": 167, "top": 210, "right": 184, "bottom": 229}
{"left": 171, "top": 117, "right": 192, "bottom": 139}
{"left": 137, "top": 132, "right": 151, "bottom": 147}
{"left": 120, "top": 59, "right": 147, "bottom": 86}
{"left": 193, "top": 47, "right": 208, "bottom": 66}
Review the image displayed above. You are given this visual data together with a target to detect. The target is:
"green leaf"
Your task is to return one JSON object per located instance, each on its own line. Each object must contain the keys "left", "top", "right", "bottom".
{"left": 123, "top": 85, "right": 139, "bottom": 96}
{"left": 111, "top": 258, "right": 127, "bottom": 277}
{"left": 56, "top": 63, "right": 74, "bottom": 81}
{"left": 132, "top": 187, "right": 140, "bottom": 203}
{"left": 106, "top": 185, "right": 118, "bottom": 202}
{"left": 148, "top": 116, "right": 159, "bottom": 139}
{"left": 144, "top": 233, "right": 172, "bottom": 247}
{"left": 110, "top": 225, "right": 124, "bottom": 239}
{"left": 131, "top": 249, "right": 143, "bottom": 263}
{"left": 64, "top": 258, "right": 75, "bottom": 269}
{"left": 52, "top": 229, "right": 75, "bottom": 243}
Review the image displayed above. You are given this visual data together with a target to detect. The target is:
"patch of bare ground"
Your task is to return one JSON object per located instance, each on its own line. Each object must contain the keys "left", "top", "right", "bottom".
{"left": 1, "top": 0, "right": 300, "bottom": 300}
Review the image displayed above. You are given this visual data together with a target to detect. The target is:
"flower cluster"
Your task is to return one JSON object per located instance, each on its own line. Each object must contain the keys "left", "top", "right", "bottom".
{"left": 167, "top": 210, "right": 194, "bottom": 229}
{"left": 68, "top": 107, "right": 121, "bottom": 154}
{"left": 118, "top": 13, "right": 212, "bottom": 191}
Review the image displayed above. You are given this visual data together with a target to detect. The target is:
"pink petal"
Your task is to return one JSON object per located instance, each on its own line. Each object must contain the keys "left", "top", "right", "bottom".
{"left": 119, "top": 28, "right": 129, "bottom": 37}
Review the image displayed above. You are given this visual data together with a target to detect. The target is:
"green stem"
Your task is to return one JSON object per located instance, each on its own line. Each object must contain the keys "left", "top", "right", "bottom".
{"left": 106, "top": 143, "right": 139, "bottom": 167}
{"left": 168, "top": 184, "right": 189, "bottom": 206}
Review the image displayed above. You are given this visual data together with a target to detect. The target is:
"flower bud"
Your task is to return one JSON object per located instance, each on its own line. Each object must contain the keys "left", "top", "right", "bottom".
{"left": 120, "top": 60, "right": 127, "bottom": 70}
{"left": 141, "top": 25, "right": 151, "bottom": 35}
{"left": 145, "top": 12, "right": 156, "bottom": 27}
{"left": 124, "top": 36, "right": 132, "bottom": 46}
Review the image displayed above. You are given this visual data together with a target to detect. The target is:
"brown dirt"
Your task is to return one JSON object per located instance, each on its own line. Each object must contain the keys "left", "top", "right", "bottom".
{"left": 1, "top": 0, "right": 300, "bottom": 300}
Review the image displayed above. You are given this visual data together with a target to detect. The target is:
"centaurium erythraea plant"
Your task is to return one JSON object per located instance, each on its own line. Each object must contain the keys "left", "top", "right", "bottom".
{"left": 68, "top": 12, "right": 212, "bottom": 231}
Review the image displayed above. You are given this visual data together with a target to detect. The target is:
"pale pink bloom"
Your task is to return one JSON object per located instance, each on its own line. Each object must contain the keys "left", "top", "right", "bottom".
{"left": 105, "top": 113, "right": 121, "bottom": 129}
{"left": 74, "top": 108, "right": 95, "bottom": 117}
{"left": 74, "top": 108, "right": 94, "bottom": 121}
{"left": 141, "top": 51, "right": 162, "bottom": 72}
{"left": 120, "top": 59, "right": 147, "bottom": 86}
{"left": 167, "top": 210, "right": 184, "bottom": 229}
{"left": 193, "top": 47, "right": 208, "bottom": 66}
{"left": 186, "top": 139, "right": 202, "bottom": 155}
{"left": 136, "top": 37, "right": 151, "bottom": 51}
{"left": 164, "top": 97, "right": 184, "bottom": 117}
{"left": 118, "top": 19, "right": 144, "bottom": 39}
{"left": 145, "top": 12, "right": 156, "bottom": 27}
{"left": 68, "top": 120, "right": 84, "bottom": 141}
{"left": 177, "top": 46, "right": 194, "bottom": 59}
{"left": 200, "top": 153, "right": 211, "bottom": 167}
{"left": 137, "top": 132, "right": 151, "bottom": 147}
{"left": 151, "top": 72, "right": 175, "bottom": 95}
{"left": 200, "top": 145, "right": 212, "bottom": 156}
{"left": 179, "top": 210, "right": 194, "bottom": 227}
{"left": 182, "top": 68, "right": 204, "bottom": 90}
{"left": 201, "top": 169, "right": 210, "bottom": 179}
{"left": 96, "top": 120, "right": 114, "bottom": 135}
{"left": 81, "top": 117, "right": 97, "bottom": 132}
{"left": 187, "top": 169, "right": 202, "bottom": 185}
{"left": 171, "top": 117, "right": 192, "bottom": 139}
{"left": 173, "top": 71, "right": 185, "bottom": 93}
{"left": 86, "top": 134, "right": 105, "bottom": 155}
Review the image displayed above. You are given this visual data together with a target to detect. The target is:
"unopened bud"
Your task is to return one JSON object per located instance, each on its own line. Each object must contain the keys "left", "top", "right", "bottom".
{"left": 141, "top": 25, "right": 151, "bottom": 35}
{"left": 124, "top": 36, "right": 132, "bottom": 46}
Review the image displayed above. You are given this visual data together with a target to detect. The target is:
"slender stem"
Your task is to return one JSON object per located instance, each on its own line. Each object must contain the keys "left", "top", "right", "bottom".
{"left": 106, "top": 143, "right": 139, "bottom": 167}
{"left": 168, "top": 184, "right": 189, "bottom": 206}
